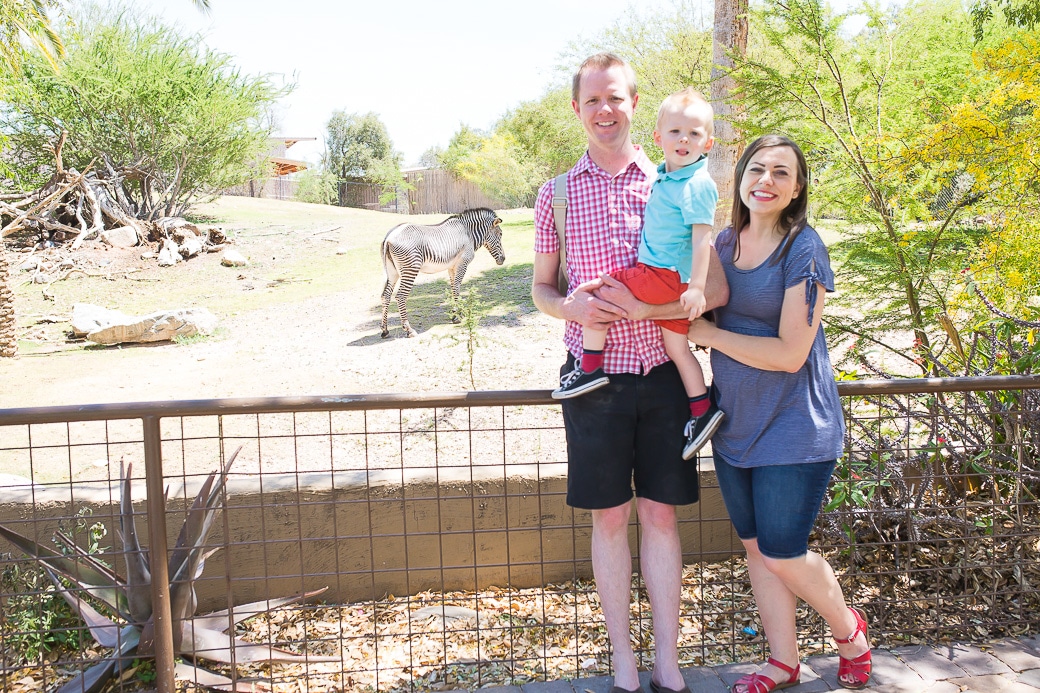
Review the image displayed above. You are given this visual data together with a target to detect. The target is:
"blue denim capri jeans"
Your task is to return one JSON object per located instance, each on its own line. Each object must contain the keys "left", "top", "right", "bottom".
{"left": 713, "top": 453, "right": 837, "bottom": 559}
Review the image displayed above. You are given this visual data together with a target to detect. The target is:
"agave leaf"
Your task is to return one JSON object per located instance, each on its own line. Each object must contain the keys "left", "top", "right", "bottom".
{"left": 53, "top": 530, "right": 123, "bottom": 586}
{"left": 169, "top": 448, "right": 240, "bottom": 624}
{"left": 174, "top": 661, "right": 268, "bottom": 692}
{"left": 119, "top": 460, "right": 152, "bottom": 623}
{"left": 54, "top": 626, "right": 140, "bottom": 693}
{"left": 46, "top": 568, "right": 123, "bottom": 649}
{"left": 179, "top": 622, "right": 338, "bottom": 664}
{"left": 191, "top": 587, "right": 329, "bottom": 632}
{"left": 0, "top": 524, "right": 127, "bottom": 615}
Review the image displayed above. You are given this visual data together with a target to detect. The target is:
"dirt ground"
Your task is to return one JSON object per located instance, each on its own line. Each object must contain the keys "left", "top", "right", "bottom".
{"left": 0, "top": 197, "right": 571, "bottom": 410}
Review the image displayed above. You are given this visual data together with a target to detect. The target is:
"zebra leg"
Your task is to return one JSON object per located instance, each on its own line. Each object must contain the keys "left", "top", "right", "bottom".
{"left": 379, "top": 278, "right": 395, "bottom": 338}
{"left": 449, "top": 263, "right": 468, "bottom": 324}
{"left": 396, "top": 269, "right": 420, "bottom": 337}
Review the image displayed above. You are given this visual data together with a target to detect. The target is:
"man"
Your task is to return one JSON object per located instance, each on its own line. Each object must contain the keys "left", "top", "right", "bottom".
{"left": 532, "top": 53, "right": 726, "bottom": 693}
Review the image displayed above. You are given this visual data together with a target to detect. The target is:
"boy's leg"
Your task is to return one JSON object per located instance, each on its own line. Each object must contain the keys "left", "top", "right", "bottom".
{"left": 661, "top": 329, "right": 724, "bottom": 460}
{"left": 553, "top": 329, "right": 610, "bottom": 399}
{"left": 662, "top": 330, "right": 707, "bottom": 397}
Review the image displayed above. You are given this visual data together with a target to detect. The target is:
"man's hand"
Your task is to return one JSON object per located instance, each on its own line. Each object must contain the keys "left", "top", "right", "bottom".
{"left": 592, "top": 274, "right": 651, "bottom": 321}
{"left": 680, "top": 286, "right": 707, "bottom": 321}
{"left": 564, "top": 277, "right": 629, "bottom": 330}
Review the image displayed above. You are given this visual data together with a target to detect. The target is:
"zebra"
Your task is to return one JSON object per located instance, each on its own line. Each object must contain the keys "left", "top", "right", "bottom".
{"left": 379, "top": 208, "right": 505, "bottom": 338}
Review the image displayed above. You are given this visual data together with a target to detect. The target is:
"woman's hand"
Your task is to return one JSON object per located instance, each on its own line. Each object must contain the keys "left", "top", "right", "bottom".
{"left": 687, "top": 315, "right": 717, "bottom": 349}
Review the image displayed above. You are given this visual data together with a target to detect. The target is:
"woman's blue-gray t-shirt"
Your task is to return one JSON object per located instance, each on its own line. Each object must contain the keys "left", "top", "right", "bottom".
{"left": 709, "top": 224, "right": 845, "bottom": 467}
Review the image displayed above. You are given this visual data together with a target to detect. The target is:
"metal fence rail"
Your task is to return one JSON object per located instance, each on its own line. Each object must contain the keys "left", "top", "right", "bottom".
{"left": 1, "top": 376, "right": 1038, "bottom": 693}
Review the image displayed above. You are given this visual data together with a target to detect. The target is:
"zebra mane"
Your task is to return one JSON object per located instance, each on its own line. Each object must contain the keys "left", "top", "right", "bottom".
{"left": 450, "top": 207, "right": 496, "bottom": 220}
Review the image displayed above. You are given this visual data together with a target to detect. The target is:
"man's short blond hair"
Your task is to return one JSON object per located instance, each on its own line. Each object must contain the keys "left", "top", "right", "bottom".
{"left": 657, "top": 87, "right": 714, "bottom": 137}
{"left": 572, "top": 53, "right": 638, "bottom": 102}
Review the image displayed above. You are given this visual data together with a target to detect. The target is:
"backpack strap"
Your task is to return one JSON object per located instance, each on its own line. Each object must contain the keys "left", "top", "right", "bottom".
{"left": 551, "top": 173, "right": 568, "bottom": 295}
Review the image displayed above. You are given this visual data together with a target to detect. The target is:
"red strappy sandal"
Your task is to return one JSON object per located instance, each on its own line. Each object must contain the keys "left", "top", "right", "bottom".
{"left": 834, "top": 606, "right": 872, "bottom": 689}
{"left": 731, "top": 658, "right": 800, "bottom": 693}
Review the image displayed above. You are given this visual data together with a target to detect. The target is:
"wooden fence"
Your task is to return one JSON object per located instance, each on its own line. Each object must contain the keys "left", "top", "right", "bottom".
{"left": 224, "top": 168, "right": 523, "bottom": 214}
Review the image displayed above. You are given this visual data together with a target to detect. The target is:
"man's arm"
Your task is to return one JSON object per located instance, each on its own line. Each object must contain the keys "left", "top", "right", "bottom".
{"left": 595, "top": 246, "right": 729, "bottom": 321}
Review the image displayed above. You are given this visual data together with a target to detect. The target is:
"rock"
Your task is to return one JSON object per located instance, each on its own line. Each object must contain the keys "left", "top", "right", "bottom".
{"left": 221, "top": 249, "right": 249, "bottom": 267}
{"left": 179, "top": 235, "right": 204, "bottom": 258}
{"left": 16, "top": 257, "right": 41, "bottom": 272}
{"left": 157, "top": 238, "right": 180, "bottom": 266}
{"left": 156, "top": 216, "right": 200, "bottom": 238}
{"left": 100, "top": 225, "right": 139, "bottom": 248}
{"left": 141, "top": 251, "right": 158, "bottom": 260}
{"left": 71, "top": 303, "right": 132, "bottom": 338}
{"left": 85, "top": 308, "right": 219, "bottom": 345}
{"left": 206, "top": 226, "right": 227, "bottom": 244}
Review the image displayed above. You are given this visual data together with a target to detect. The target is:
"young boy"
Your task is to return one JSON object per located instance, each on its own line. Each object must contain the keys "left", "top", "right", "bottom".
{"left": 552, "top": 87, "right": 724, "bottom": 460}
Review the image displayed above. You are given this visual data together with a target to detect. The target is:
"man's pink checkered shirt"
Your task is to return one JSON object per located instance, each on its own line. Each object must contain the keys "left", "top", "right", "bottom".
{"left": 534, "top": 148, "right": 671, "bottom": 376}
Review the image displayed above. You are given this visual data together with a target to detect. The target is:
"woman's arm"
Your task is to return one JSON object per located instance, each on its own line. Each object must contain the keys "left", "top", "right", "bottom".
{"left": 687, "top": 281, "right": 826, "bottom": 373}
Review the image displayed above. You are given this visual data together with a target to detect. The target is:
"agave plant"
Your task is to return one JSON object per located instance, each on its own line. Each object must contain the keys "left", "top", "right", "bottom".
{"left": 0, "top": 447, "right": 335, "bottom": 692}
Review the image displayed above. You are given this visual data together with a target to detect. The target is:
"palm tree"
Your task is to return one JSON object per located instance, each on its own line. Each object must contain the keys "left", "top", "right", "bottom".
{"left": 0, "top": 247, "right": 15, "bottom": 357}
{"left": 0, "top": 0, "right": 64, "bottom": 72}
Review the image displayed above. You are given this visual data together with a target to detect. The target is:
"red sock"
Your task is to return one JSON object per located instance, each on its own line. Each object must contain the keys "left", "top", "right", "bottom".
{"left": 689, "top": 394, "right": 710, "bottom": 417}
{"left": 581, "top": 349, "right": 604, "bottom": 372}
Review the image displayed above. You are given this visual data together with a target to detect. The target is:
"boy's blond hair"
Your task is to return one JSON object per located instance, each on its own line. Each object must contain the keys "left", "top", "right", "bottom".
{"left": 657, "top": 87, "right": 714, "bottom": 136}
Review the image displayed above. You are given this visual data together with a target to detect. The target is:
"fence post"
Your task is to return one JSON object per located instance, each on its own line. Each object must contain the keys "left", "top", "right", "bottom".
{"left": 143, "top": 415, "right": 176, "bottom": 693}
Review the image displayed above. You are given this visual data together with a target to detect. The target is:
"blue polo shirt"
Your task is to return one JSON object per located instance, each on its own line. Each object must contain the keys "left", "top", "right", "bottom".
{"left": 637, "top": 157, "right": 718, "bottom": 283}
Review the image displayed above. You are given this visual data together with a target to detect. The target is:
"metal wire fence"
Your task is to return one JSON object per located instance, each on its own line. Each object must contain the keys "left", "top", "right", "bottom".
{"left": 0, "top": 377, "right": 1037, "bottom": 693}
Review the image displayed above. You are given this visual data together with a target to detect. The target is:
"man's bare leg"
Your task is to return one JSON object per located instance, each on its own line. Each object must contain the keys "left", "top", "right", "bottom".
{"left": 591, "top": 502, "right": 640, "bottom": 690}
{"left": 637, "top": 497, "right": 686, "bottom": 691}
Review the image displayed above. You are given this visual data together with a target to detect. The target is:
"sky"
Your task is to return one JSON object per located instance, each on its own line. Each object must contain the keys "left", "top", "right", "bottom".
{"left": 130, "top": 0, "right": 685, "bottom": 168}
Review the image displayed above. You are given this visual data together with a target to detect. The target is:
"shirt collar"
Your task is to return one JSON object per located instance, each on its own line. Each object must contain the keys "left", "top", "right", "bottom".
{"left": 656, "top": 154, "right": 708, "bottom": 181}
{"left": 575, "top": 145, "right": 657, "bottom": 180}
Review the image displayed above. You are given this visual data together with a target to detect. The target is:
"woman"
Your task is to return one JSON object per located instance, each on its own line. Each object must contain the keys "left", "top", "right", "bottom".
{"left": 688, "top": 135, "right": 872, "bottom": 692}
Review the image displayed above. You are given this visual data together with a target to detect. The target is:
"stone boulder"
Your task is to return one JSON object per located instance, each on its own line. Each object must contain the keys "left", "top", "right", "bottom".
{"left": 71, "top": 303, "right": 132, "bottom": 338}
{"left": 220, "top": 249, "right": 249, "bottom": 267}
{"left": 71, "top": 303, "right": 218, "bottom": 345}
{"left": 84, "top": 307, "right": 219, "bottom": 345}
{"left": 100, "top": 225, "right": 139, "bottom": 248}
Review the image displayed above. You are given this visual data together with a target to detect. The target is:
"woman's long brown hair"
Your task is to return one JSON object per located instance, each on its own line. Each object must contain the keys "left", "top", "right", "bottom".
{"left": 727, "top": 134, "right": 810, "bottom": 264}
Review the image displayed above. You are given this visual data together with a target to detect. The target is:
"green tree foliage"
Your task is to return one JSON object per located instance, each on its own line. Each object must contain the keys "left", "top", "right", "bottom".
{"left": 293, "top": 166, "right": 338, "bottom": 205}
{"left": 438, "top": 124, "right": 485, "bottom": 176}
{"left": 322, "top": 110, "right": 406, "bottom": 205}
{"left": 455, "top": 133, "right": 548, "bottom": 208}
{"left": 734, "top": 0, "right": 1007, "bottom": 373}
{"left": 1, "top": 7, "right": 286, "bottom": 217}
{"left": 971, "top": 0, "right": 1040, "bottom": 39}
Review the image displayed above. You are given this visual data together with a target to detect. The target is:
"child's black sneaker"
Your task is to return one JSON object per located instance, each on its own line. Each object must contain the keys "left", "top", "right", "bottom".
{"left": 552, "top": 364, "right": 609, "bottom": 399}
{"left": 682, "top": 402, "right": 725, "bottom": 459}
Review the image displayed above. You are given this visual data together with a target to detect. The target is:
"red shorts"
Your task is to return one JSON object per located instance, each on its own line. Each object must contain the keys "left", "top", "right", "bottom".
{"left": 611, "top": 263, "right": 689, "bottom": 335}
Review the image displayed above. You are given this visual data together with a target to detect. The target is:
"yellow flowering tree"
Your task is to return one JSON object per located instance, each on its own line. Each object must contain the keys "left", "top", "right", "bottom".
{"left": 912, "top": 33, "right": 1040, "bottom": 320}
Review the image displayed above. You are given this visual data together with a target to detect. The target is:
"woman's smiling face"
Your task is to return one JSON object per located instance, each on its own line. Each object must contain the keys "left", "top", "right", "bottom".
{"left": 739, "top": 145, "right": 803, "bottom": 220}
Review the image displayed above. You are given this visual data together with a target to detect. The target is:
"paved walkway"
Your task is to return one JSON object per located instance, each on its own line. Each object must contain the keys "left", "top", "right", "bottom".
{"left": 476, "top": 635, "right": 1040, "bottom": 693}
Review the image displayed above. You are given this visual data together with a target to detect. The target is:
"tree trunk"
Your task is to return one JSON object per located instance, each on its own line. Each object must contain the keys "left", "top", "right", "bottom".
{"left": 0, "top": 242, "right": 17, "bottom": 357}
{"left": 708, "top": 0, "right": 749, "bottom": 231}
